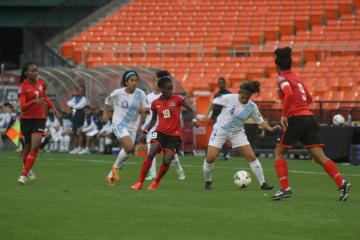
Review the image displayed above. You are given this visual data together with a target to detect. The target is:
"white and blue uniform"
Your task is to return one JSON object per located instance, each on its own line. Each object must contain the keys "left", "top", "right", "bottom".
{"left": 209, "top": 94, "right": 264, "bottom": 148}
{"left": 105, "top": 87, "right": 147, "bottom": 143}
{"left": 144, "top": 92, "right": 161, "bottom": 143}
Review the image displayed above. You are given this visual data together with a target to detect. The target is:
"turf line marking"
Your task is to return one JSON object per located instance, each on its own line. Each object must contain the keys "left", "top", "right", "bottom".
{"left": 7, "top": 156, "right": 360, "bottom": 177}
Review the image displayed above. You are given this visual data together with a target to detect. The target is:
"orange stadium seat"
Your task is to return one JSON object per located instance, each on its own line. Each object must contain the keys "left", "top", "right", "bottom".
{"left": 60, "top": 0, "right": 360, "bottom": 104}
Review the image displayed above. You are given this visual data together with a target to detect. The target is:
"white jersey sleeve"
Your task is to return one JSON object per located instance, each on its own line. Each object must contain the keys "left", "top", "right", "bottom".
{"left": 249, "top": 103, "right": 264, "bottom": 124}
{"left": 213, "top": 94, "right": 231, "bottom": 107}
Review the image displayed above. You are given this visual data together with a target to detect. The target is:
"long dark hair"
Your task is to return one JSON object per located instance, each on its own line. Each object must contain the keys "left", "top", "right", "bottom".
{"left": 19, "top": 62, "right": 35, "bottom": 84}
{"left": 121, "top": 70, "right": 139, "bottom": 87}
{"left": 239, "top": 80, "right": 260, "bottom": 95}
{"left": 274, "top": 47, "right": 292, "bottom": 71}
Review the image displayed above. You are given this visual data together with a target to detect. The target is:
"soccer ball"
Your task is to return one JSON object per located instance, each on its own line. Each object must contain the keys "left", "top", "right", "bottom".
{"left": 332, "top": 114, "right": 345, "bottom": 126}
{"left": 233, "top": 170, "right": 251, "bottom": 188}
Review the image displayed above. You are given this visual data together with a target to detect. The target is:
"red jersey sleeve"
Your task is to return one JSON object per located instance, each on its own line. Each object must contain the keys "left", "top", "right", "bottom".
{"left": 176, "top": 95, "right": 185, "bottom": 105}
{"left": 151, "top": 100, "right": 157, "bottom": 112}
{"left": 18, "top": 83, "right": 33, "bottom": 112}
{"left": 277, "top": 76, "right": 293, "bottom": 117}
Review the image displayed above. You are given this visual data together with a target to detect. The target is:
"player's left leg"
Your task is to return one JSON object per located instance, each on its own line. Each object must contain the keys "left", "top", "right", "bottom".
{"left": 106, "top": 130, "right": 135, "bottom": 184}
{"left": 236, "top": 144, "right": 273, "bottom": 190}
{"left": 308, "top": 146, "right": 351, "bottom": 201}
{"left": 173, "top": 154, "right": 185, "bottom": 180}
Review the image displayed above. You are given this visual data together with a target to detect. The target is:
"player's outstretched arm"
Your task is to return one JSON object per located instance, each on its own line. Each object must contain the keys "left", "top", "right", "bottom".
{"left": 259, "top": 121, "right": 281, "bottom": 132}
{"left": 182, "top": 99, "right": 200, "bottom": 127}
{"left": 102, "top": 104, "right": 111, "bottom": 123}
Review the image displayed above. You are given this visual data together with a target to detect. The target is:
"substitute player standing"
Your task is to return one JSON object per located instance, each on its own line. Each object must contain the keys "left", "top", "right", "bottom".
{"left": 103, "top": 70, "right": 148, "bottom": 185}
{"left": 272, "top": 47, "right": 351, "bottom": 201}
{"left": 203, "top": 81, "right": 278, "bottom": 190}
{"left": 17, "top": 62, "right": 60, "bottom": 184}
{"left": 144, "top": 70, "right": 186, "bottom": 181}
{"left": 131, "top": 76, "right": 197, "bottom": 190}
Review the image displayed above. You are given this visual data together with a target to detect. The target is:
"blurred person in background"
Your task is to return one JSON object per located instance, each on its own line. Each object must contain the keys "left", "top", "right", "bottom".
{"left": 67, "top": 85, "right": 88, "bottom": 154}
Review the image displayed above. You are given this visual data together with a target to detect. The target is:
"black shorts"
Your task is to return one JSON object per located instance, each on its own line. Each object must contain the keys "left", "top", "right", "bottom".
{"left": 277, "top": 115, "right": 324, "bottom": 149}
{"left": 20, "top": 118, "right": 47, "bottom": 145}
{"left": 151, "top": 131, "right": 181, "bottom": 154}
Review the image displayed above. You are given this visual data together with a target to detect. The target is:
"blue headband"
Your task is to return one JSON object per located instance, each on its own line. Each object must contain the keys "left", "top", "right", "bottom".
{"left": 124, "top": 72, "right": 136, "bottom": 82}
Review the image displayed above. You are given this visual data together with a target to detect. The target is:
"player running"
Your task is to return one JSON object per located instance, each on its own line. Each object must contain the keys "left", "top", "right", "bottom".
{"left": 103, "top": 70, "right": 148, "bottom": 185}
{"left": 131, "top": 76, "right": 197, "bottom": 190}
{"left": 17, "top": 62, "right": 60, "bottom": 184}
{"left": 272, "top": 47, "right": 351, "bottom": 201}
{"left": 203, "top": 81, "right": 279, "bottom": 190}
{"left": 144, "top": 70, "right": 186, "bottom": 181}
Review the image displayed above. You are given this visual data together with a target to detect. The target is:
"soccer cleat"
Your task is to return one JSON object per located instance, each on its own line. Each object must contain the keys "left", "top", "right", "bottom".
{"left": 177, "top": 170, "right": 186, "bottom": 181}
{"left": 131, "top": 182, "right": 143, "bottom": 190}
{"left": 261, "top": 182, "right": 274, "bottom": 190}
{"left": 69, "top": 148, "right": 80, "bottom": 154}
{"left": 105, "top": 177, "right": 114, "bottom": 186}
{"left": 17, "top": 175, "right": 27, "bottom": 185}
{"left": 338, "top": 181, "right": 351, "bottom": 202}
{"left": 27, "top": 170, "right": 36, "bottom": 181}
{"left": 204, "top": 181, "right": 212, "bottom": 190}
{"left": 78, "top": 148, "right": 90, "bottom": 155}
{"left": 111, "top": 165, "right": 120, "bottom": 182}
{"left": 272, "top": 188, "right": 292, "bottom": 200}
{"left": 147, "top": 181, "right": 159, "bottom": 190}
{"left": 145, "top": 174, "right": 156, "bottom": 181}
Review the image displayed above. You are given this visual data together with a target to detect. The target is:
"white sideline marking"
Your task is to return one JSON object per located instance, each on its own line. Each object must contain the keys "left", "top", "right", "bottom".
{"left": 7, "top": 156, "right": 360, "bottom": 177}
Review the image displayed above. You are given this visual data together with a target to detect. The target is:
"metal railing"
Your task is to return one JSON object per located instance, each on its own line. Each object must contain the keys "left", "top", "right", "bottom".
{"left": 80, "top": 43, "right": 360, "bottom": 65}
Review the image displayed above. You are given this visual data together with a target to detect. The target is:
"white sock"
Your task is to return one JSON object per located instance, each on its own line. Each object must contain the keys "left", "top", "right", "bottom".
{"left": 99, "top": 138, "right": 105, "bottom": 153}
{"left": 148, "top": 143, "right": 156, "bottom": 176}
{"left": 203, "top": 159, "right": 214, "bottom": 181}
{"left": 249, "top": 159, "right": 265, "bottom": 186}
{"left": 173, "top": 154, "right": 183, "bottom": 172}
{"left": 107, "top": 148, "right": 129, "bottom": 177}
{"left": 64, "top": 136, "right": 71, "bottom": 152}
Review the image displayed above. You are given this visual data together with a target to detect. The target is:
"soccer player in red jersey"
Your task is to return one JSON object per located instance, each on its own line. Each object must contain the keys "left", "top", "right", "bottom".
{"left": 131, "top": 76, "right": 197, "bottom": 190}
{"left": 17, "top": 63, "right": 60, "bottom": 184}
{"left": 272, "top": 47, "right": 351, "bottom": 201}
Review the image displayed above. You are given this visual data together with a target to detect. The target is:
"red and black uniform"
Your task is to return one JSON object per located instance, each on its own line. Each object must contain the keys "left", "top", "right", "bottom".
{"left": 276, "top": 70, "right": 324, "bottom": 149}
{"left": 18, "top": 79, "right": 55, "bottom": 144}
{"left": 150, "top": 95, "right": 185, "bottom": 154}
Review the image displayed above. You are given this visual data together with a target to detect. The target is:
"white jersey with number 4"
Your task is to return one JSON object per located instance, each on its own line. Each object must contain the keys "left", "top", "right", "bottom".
{"left": 213, "top": 94, "right": 264, "bottom": 133}
{"left": 105, "top": 87, "right": 147, "bottom": 133}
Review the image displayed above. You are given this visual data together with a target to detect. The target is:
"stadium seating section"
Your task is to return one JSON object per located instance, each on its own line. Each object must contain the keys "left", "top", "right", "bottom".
{"left": 61, "top": 0, "right": 360, "bottom": 107}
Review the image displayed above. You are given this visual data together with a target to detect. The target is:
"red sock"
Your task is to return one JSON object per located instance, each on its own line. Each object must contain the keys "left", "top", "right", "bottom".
{"left": 21, "top": 151, "right": 37, "bottom": 176}
{"left": 137, "top": 156, "right": 154, "bottom": 183}
{"left": 154, "top": 164, "right": 170, "bottom": 183}
{"left": 21, "top": 149, "right": 28, "bottom": 165}
{"left": 275, "top": 158, "right": 289, "bottom": 190}
{"left": 322, "top": 160, "right": 343, "bottom": 188}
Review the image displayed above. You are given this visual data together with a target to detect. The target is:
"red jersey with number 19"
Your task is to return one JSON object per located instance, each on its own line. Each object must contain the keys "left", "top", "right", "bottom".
{"left": 18, "top": 79, "right": 54, "bottom": 119}
{"left": 277, "top": 70, "right": 313, "bottom": 117}
{"left": 151, "top": 95, "right": 185, "bottom": 136}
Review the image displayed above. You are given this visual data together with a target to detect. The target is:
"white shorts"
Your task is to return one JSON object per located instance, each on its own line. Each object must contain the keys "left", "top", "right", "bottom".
{"left": 208, "top": 128, "right": 249, "bottom": 149}
{"left": 86, "top": 129, "right": 99, "bottom": 137}
{"left": 112, "top": 125, "right": 136, "bottom": 144}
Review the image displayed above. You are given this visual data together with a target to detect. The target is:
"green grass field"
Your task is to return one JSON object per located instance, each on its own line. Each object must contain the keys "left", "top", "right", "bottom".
{"left": 0, "top": 151, "right": 359, "bottom": 240}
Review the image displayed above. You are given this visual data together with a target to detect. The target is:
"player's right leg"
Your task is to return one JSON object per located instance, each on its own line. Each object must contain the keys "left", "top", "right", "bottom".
{"left": 145, "top": 142, "right": 156, "bottom": 180}
{"left": 106, "top": 127, "right": 134, "bottom": 185}
{"left": 131, "top": 142, "right": 161, "bottom": 190}
{"left": 204, "top": 129, "right": 226, "bottom": 190}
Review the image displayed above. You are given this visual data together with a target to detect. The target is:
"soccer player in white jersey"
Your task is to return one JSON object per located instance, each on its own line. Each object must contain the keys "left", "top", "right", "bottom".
{"left": 102, "top": 70, "right": 148, "bottom": 185}
{"left": 203, "top": 81, "right": 281, "bottom": 190}
{"left": 144, "top": 70, "right": 186, "bottom": 180}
